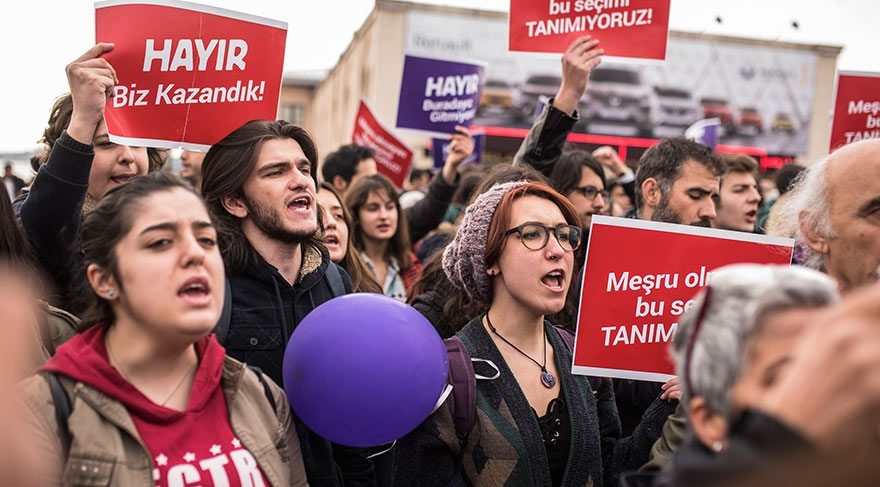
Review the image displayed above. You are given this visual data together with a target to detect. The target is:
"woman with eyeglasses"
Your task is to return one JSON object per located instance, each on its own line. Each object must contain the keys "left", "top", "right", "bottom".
{"left": 393, "top": 180, "right": 675, "bottom": 487}
{"left": 546, "top": 150, "right": 610, "bottom": 230}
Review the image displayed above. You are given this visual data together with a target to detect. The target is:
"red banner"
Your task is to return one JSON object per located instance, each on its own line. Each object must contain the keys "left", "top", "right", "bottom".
{"left": 351, "top": 99, "right": 414, "bottom": 189}
{"left": 572, "top": 216, "right": 794, "bottom": 382}
{"left": 95, "top": 0, "right": 287, "bottom": 150}
{"left": 829, "top": 71, "right": 880, "bottom": 152}
{"left": 508, "top": 0, "right": 670, "bottom": 60}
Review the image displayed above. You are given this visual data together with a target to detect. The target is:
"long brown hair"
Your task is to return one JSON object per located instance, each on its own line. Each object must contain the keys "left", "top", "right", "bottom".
{"left": 200, "top": 120, "right": 323, "bottom": 273}
{"left": 318, "top": 182, "right": 382, "bottom": 294}
{"left": 0, "top": 186, "right": 33, "bottom": 269}
{"left": 0, "top": 184, "right": 46, "bottom": 306}
{"left": 344, "top": 174, "right": 415, "bottom": 273}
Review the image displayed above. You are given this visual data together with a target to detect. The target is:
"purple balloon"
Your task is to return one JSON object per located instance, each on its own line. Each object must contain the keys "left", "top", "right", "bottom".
{"left": 282, "top": 293, "right": 449, "bottom": 447}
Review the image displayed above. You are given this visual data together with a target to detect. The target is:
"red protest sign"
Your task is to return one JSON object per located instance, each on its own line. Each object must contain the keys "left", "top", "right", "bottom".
{"left": 829, "top": 71, "right": 880, "bottom": 152}
{"left": 352, "top": 99, "right": 414, "bottom": 189}
{"left": 96, "top": 0, "right": 287, "bottom": 150}
{"left": 508, "top": 0, "right": 670, "bottom": 60}
{"left": 572, "top": 216, "right": 794, "bottom": 382}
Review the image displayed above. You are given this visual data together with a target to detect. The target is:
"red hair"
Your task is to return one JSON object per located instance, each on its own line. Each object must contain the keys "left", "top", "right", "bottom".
{"left": 484, "top": 181, "right": 580, "bottom": 273}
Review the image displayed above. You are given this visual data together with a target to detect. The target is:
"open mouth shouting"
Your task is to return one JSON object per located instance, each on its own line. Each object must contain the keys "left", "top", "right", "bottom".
{"left": 541, "top": 269, "right": 567, "bottom": 293}
{"left": 323, "top": 232, "right": 340, "bottom": 250}
{"left": 178, "top": 276, "right": 211, "bottom": 307}
{"left": 745, "top": 208, "right": 758, "bottom": 224}
{"left": 287, "top": 194, "right": 313, "bottom": 214}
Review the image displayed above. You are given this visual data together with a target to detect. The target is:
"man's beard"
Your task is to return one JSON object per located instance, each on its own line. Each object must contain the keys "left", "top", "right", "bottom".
{"left": 245, "top": 195, "right": 317, "bottom": 244}
{"left": 651, "top": 195, "right": 711, "bottom": 228}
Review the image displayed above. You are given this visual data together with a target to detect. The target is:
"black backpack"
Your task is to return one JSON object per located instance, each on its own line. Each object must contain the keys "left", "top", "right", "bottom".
{"left": 444, "top": 325, "right": 604, "bottom": 443}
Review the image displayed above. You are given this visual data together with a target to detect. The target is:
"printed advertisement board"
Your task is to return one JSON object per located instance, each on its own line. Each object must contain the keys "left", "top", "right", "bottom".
{"left": 405, "top": 10, "right": 818, "bottom": 155}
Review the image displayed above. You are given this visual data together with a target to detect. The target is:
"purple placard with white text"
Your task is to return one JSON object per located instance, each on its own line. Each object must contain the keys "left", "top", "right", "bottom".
{"left": 396, "top": 55, "right": 487, "bottom": 136}
{"left": 431, "top": 132, "right": 485, "bottom": 169}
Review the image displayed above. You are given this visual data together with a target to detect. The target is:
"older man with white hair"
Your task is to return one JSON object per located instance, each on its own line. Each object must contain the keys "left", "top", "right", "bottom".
{"left": 650, "top": 263, "right": 840, "bottom": 486}
{"left": 784, "top": 138, "right": 880, "bottom": 293}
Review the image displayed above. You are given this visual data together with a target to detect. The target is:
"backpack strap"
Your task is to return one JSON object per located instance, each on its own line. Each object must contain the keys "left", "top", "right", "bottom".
{"left": 553, "top": 325, "right": 575, "bottom": 352}
{"left": 248, "top": 365, "right": 277, "bottom": 413}
{"left": 444, "top": 336, "right": 476, "bottom": 443}
{"left": 213, "top": 277, "right": 232, "bottom": 344}
{"left": 445, "top": 336, "right": 500, "bottom": 444}
{"left": 446, "top": 326, "right": 600, "bottom": 444}
{"left": 324, "top": 263, "right": 346, "bottom": 298}
{"left": 44, "top": 372, "right": 72, "bottom": 458}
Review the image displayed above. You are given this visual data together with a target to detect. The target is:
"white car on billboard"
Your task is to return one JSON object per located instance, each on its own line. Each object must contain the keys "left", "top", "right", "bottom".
{"left": 580, "top": 66, "right": 656, "bottom": 137}
{"left": 653, "top": 86, "right": 701, "bottom": 129}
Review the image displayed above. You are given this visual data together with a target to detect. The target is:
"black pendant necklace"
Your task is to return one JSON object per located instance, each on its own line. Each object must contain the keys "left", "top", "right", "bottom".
{"left": 485, "top": 312, "right": 556, "bottom": 389}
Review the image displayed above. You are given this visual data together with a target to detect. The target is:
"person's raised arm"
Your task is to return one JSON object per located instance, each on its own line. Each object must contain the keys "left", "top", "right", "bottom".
{"left": 553, "top": 36, "right": 603, "bottom": 116}
{"left": 593, "top": 145, "right": 636, "bottom": 205}
{"left": 439, "top": 126, "right": 474, "bottom": 185}
{"left": 407, "top": 126, "right": 473, "bottom": 243}
{"left": 513, "top": 36, "right": 603, "bottom": 174}
{"left": 19, "top": 43, "right": 118, "bottom": 310}
{"left": 66, "top": 43, "right": 117, "bottom": 144}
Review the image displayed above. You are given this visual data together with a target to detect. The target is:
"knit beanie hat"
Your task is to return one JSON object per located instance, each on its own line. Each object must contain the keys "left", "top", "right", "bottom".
{"left": 442, "top": 180, "right": 528, "bottom": 303}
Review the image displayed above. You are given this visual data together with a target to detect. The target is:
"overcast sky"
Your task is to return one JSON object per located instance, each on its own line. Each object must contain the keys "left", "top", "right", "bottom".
{"left": 1, "top": 0, "right": 876, "bottom": 153}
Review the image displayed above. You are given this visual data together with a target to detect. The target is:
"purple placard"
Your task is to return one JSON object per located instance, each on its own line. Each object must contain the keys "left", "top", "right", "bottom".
{"left": 431, "top": 132, "right": 485, "bottom": 169}
{"left": 396, "top": 55, "right": 487, "bottom": 136}
{"left": 684, "top": 118, "right": 721, "bottom": 150}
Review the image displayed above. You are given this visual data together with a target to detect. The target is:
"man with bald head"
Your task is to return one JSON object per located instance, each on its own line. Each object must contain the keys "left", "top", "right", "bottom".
{"left": 789, "top": 138, "right": 880, "bottom": 293}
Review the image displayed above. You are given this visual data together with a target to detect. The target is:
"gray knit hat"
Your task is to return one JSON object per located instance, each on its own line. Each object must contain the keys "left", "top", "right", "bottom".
{"left": 442, "top": 180, "right": 528, "bottom": 303}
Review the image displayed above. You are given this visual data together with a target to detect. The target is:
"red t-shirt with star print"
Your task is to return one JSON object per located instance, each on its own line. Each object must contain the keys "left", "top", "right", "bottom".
{"left": 41, "top": 326, "right": 270, "bottom": 486}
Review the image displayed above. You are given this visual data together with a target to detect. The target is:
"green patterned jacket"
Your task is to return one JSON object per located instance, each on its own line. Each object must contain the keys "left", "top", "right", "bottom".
{"left": 393, "top": 317, "right": 675, "bottom": 486}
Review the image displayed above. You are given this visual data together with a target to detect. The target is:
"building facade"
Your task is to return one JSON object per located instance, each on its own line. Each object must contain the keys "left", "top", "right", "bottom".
{"left": 280, "top": 0, "right": 842, "bottom": 173}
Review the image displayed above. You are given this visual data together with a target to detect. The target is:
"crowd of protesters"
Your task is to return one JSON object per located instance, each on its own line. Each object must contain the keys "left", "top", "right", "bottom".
{"left": 3, "top": 31, "right": 880, "bottom": 487}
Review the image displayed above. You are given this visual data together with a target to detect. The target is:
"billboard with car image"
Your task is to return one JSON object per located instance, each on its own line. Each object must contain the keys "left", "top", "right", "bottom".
{"left": 404, "top": 10, "right": 818, "bottom": 155}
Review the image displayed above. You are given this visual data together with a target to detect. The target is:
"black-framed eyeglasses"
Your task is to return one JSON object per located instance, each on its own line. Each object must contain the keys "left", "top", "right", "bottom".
{"left": 573, "top": 185, "right": 610, "bottom": 201}
{"left": 505, "top": 222, "right": 582, "bottom": 252}
{"left": 683, "top": 285, "right": 713, "bottom": 398}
